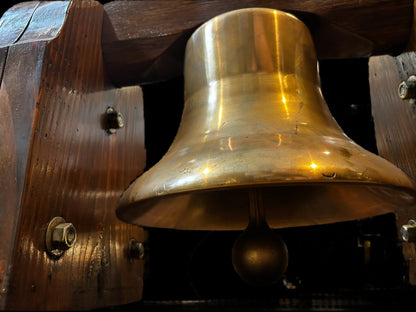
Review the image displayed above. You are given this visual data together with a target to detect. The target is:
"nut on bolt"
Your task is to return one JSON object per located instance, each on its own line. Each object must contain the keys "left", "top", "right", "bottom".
{"left": 400, "top": 219, "right": 416, "bottom": 242}
{"left": 53, "top": 222, "right": 77, "bottom": 250}
{"left": 128, "top": 239, "right": 145, "bottom": 262}
{"left": 46, "top": 217, "right": 77, "bottom": 258}
{"left": 105, "top": 107, "right": 125, "bottom": 134}
{"left": 398, "top": 75, "right": 416, "bottom": 100}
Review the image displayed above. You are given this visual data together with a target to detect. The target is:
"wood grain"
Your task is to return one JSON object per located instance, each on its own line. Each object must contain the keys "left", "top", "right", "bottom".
{"left": 0, "top": 37, "right": 48, "bottom": 311}
{"left": 369, "top": 55, "right": 416, "bottom": 187}
{"left": 0, "top": 45, "right": 18, "bottom": 304}
{"left": 102, "top": 0, "right": 413, "bottom": 86}
{"left": 0, "top": 0, "right": 146, "bottom": 309}
{"left": 369, "top": 53, "right": 416, "bottom": 284}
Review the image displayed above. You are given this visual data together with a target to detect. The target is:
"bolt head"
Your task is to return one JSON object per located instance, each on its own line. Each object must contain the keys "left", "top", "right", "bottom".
{"left": 105, "top": 107, "right": 125, "bottom": 134}
{"left": 116, "top": 112, "right": 125, "bottom": 128}
{"left": 398, "top": 81, "right": 409, "bottom": 99}
{"left": 401, "top": 220, "right": 416, "bottom": 242}
{"left": 398, "top": 76, "right": 416, "bottom": 100}
{"left": 52, "top": 223, "right": 77, "bottom": 249}
{"left": 129, "top": 239, "right": 145, "bottom": 261}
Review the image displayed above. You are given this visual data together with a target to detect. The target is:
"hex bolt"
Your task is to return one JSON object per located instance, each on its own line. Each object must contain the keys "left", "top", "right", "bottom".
{"left": 128, "top": 239, "right": 145, "bottom": 261}
{"left": 105, "top": 107, "right": 125, "bottom": 134}
{"left": 400, "top": 219, "right": 416, "bottom": 242}
{"left": 52, "top": 222, "right": 77, "bottom": 250}
{"left": 45, "top": 217, "right": 77, "bottom": 258}
{"left": 398, "top": 75, "right": 416, "bottom": 100}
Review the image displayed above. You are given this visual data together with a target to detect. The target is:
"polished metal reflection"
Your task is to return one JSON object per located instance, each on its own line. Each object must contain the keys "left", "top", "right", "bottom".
{"left": 117, "top": 8, "right": 416, "bottom": 230}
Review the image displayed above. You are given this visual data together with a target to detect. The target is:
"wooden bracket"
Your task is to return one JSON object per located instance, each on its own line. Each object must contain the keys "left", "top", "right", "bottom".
{"left": 369, "top": 53, "right": 416, "bottom": 285}
{"left": 101, "top": 0, "right": 413, "bottom": 86}
{"left": 0, "top": 1, "right": 145, "bottom": 309}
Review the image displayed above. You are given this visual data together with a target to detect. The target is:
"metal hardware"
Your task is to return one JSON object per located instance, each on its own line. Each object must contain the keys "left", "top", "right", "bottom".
{"left": 401, "top": 219, "right": 416, "bottom": 242}
{"left": 128, "top": 239, "right": 145, "bottom": 261}
{"left": 398, "top": 75, "right": 416, "bottom": 100}
{"left": 105, "top": 107, "right": 125, "bottom": 134}
{"left": 45, "top": 217, "right": 77, "bottom": 258}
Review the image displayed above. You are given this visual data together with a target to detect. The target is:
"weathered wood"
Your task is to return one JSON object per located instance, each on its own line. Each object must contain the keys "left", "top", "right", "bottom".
{"left": 0, "top": 1, "right": 39, "bottom": 47}
{"left": 0, "top": 45, "right": 17, "bottom": 306}
{"left": 102, "top": 0, "right": 413, "bottom": 86}
{"left": 0, "top": 0, "right": 145, "bottom": 310}
{"left": 369, "top": 53, "right": 416, "bottom": 284}
{"left": 16, "top": 1, "right": 69, "bottom": 44}
{"left": 369, "top": 55, "right": 416, "bottom": 189}
{"left": 0, "top": 1, "right": 48, "bottom": 301}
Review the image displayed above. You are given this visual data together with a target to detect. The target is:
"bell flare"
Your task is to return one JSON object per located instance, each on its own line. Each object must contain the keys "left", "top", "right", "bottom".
{"left": 116, "top": 8, "right": 416, "bottom": 230}
{"left": 118, "top": 184, "right": 415, "bottom": 230}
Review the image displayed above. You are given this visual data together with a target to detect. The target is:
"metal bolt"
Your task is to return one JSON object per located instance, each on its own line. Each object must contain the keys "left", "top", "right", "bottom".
{"left": 398, "top": 75, "right": 416, "bottom": 100}
{"left": 52, "top": 222, "right": 77, "bottom": 250}
{"left": 400, "top": 219, "right": 416, "bottom": 242}
{"left": 128, "top": 239, "right": 145, "bottom": 261}
{"left": 46, "top": 217, "right": 77, "bottom": 258}
{"left": 105, "top": 107, "right": 125, "bottom": 134}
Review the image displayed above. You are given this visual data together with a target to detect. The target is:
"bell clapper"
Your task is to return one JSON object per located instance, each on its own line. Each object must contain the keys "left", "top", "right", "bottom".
{"left": 232, "top": 188, "right": 289, "bottom": 285}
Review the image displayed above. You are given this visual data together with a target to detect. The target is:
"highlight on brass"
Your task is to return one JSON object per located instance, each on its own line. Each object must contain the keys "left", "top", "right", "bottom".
{"left": 116, "top": 8, "right": 416, "bottom": 284}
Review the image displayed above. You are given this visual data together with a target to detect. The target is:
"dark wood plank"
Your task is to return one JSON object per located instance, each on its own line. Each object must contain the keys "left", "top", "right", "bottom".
{"left": 369, "top": 53, "right": 416, "bottom": 284}
{"left": 0, "top": 6, "right": 67, "bottom": 304}
{"left": 0, "top": 0, "right": 146, "bottom": 309}
{"left": 102, "top": 0, "right": 413, "bottom": 86}
{"left": 0, "top": 39, "right": 48, "bottom": 312}
{"left": 369, "top": 55, "right": 416, "bottom": 184}
{"left": 0, "top": 45, "right": 17, "bottom": 306}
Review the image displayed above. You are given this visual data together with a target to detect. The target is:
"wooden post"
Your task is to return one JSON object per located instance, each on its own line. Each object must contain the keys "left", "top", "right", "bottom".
{"left": 369, "top": 53, "right": 416, "bottom": 283}
{"left": 0, "top": 1, "right": 145, "bottom": 309}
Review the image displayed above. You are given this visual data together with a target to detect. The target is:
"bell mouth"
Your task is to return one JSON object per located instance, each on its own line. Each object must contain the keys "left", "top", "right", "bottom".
{"left": 117, "top": 182, "right": 416, "bottom": 230}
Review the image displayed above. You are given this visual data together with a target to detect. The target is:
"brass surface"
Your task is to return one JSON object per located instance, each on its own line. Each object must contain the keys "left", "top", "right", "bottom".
{"left": 117, "top": 8, "right": 416, "bottom": 230}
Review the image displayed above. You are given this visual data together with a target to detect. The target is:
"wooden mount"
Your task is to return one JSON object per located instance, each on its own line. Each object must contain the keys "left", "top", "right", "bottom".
{"left": 0, "top": 1, "right": 145, "bottom": 310}
{"left": 101, "top": 0, "right": 414, "bottom": 86}
{"left": 369, "top": 53, "right": 416, "bottom": 285}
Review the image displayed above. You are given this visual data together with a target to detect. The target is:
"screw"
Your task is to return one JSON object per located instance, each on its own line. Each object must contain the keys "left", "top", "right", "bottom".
{"left": 105, "top": 107, "right": 125, "bottom": 134}
{"left": 128, "top": 239, "right": 145, "bottom": 261}
{"left": 400, "top": 219, "right": 416, "bottom": 242}
{"left": 398, "top": 75, "right": 416, "bottom": 100}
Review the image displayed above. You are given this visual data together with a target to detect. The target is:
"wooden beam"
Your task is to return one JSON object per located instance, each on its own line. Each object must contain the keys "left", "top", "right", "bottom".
{"left": 0, "top": 1, "right": 146, "bottom": 309}
{"left": 102, "top": 0, "right": 413, "bottom": 86}
{"left": 369, "top": 53, "right": 416, "bottom": 285}
{"left": 0, "top": 3, "right": 38, "bottom": 300}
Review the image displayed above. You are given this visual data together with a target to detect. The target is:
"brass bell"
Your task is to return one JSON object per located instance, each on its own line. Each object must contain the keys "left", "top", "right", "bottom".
{"left": 117, "top": 8, "right": 416, "bottom": 284}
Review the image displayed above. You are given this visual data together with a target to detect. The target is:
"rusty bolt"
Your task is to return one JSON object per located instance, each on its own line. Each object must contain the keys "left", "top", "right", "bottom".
{"left": 52, "top": 222, "right": 77, "bottom": 250}
{"left": 398, "top": 75, "right": 416, "bottom": 100}
{"left": 400, "top": 219, "right": 416, "bottom": 242}
{"left": 46, "top": 217, "right": 77, "bottom": 258}
{"left": 129, "top": 239, "right": 145, "bottom": 261}
{"left": 105, "top": 107, "right": 125, "bottom": 134}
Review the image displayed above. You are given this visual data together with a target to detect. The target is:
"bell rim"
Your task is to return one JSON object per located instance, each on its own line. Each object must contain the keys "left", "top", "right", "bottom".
{"left": 117, "top": 180, "right": 416, "bottom": 230}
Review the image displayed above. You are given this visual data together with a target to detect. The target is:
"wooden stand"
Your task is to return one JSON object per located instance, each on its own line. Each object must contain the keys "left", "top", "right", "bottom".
{"left": 0, "top": 1, "right": 145, "bottom": 310}
{"left": 369, "top": 52, "right": 416, "bottom": 284}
